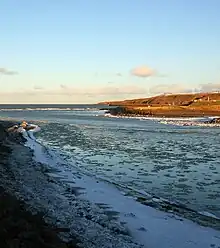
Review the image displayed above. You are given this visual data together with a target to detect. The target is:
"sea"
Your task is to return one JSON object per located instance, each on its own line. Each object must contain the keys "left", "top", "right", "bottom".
{"left": 0, "top": 104, "right": 220, "bottom": 221}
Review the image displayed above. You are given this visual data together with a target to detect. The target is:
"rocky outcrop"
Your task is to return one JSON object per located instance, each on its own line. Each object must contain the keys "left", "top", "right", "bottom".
{"left": 108, "top": 107, "right": 153, "bottom": 117}
{"left": 107, "top": 106, "right": 220, "bottom": 118}
{"left": 204, "top": 118, "right": 220, "bottom": 124}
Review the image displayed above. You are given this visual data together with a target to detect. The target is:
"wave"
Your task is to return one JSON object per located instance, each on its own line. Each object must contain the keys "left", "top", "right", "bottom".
{"left": 0, "top": 107, "right": 102, "bottom": 111}
{"left": 159, "top": 120, "right": 220, "bottom": 127}
{"left": 104, "top": 113, "right": 208, "bottom": 121}
{"left": 104, "top": 113, "right": 220, "bottom": 127}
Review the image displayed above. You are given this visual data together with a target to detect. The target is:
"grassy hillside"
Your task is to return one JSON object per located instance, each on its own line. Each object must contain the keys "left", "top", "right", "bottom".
{"left": 100, "top": 92, "right": 220, "bottom": 107}
{"left": 101, "top": 92, "right": 220, "bottom": 117}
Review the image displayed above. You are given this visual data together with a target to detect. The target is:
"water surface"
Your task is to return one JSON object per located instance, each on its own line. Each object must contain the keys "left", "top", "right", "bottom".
{"left": 1, "top": 104, "right": 219, "bottom": 218}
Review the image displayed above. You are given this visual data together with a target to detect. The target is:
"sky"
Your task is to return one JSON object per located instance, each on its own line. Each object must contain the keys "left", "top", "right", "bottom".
{"left": 1, "top": 0, "right": 220, "bottom": 103}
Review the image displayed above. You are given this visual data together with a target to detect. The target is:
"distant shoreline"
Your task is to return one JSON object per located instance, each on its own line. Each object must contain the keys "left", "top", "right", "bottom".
{"left": 105, "top": 106, "right": 220, "bottom": 118}
{"left": 100, "top": 92, "right": 220, "bottom": 118}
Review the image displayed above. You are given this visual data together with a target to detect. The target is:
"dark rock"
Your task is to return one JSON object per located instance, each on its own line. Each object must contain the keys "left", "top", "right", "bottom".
{"left": 0, "top": 186, "right": 79, "bottom": 248}
{"left": 204, "top": 118, "right": 220, "bottom": 124}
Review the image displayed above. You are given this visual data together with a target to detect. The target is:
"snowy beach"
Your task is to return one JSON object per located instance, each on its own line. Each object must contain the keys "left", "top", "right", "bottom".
{"left": 0, "top": 115, "right": 220, "bottom": 248}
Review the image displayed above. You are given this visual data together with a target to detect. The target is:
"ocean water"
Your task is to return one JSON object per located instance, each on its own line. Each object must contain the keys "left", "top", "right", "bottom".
{"left": 1, "top": 104, "right": 220, "bottom": 219}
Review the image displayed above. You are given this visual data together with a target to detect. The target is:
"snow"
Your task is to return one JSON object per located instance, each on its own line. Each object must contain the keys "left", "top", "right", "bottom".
{"left": 23, "top": 130, "right": 220, "bottom": 248}
{"left": 68, "top": 176, "right": 220, "bottom": 248}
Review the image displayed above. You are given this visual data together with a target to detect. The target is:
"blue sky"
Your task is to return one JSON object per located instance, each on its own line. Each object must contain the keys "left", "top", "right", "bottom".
{"left": 1, "top": 0, "right": 220, "bottom": 103}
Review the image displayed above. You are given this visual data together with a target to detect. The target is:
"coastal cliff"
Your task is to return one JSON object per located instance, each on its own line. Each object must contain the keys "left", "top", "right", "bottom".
{"left": 101, "top": 92, "right": 220, "bottom": 117}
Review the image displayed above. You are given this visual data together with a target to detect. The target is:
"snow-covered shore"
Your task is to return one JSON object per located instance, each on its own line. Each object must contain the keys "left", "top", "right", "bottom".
{"left": 25, "top": 124, "right": 220, "bottom": 248}
{"left": 1, "top": 120, "right": 220, "bottom": 248}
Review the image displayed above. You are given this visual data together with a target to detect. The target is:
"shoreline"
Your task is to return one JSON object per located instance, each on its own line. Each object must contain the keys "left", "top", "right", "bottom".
{"left": 0, "top": 121, "right": 79, "bottom": 248}
{"left": 106, "top": 106, "right": 220, "bottom": 118}
{"left": 0, "top": 121, "right": 142, "bottom": 248}
{"left": 1, "top": 120, "right": 220, "bottom": 248}
{"left": 100, "top": 92, "right": 220, "bottom": 118}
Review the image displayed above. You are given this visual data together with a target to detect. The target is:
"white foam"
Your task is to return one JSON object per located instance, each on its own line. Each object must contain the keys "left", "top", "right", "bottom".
{"left": 0, "top": 107, "right": 102, "bottom": 112}
{"left": 22, "top": 131, "right": 220, "bottom": 248}
{"left": 160, "top": 120, "right": 220, "bottom": 127}
{"left": 199, "top": 211, "right": 220, "bottom": 220}
{"left": 104, "top": 113, "right": 207, "bottom": 122}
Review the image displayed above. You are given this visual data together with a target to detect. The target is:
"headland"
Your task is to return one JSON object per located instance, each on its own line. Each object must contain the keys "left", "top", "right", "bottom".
{"left": 100, "top": 92, "right": 220, "bottom": 118}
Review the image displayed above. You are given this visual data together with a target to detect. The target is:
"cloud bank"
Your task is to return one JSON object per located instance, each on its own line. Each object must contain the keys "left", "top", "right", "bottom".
{"left": 55, "top": 84, "right": 148, "bottom": 96}
{"left": 1, "top": 82, "right": 220, "bottom": 103}
{"left": 149, "top": 83, "right": 220, "bottom": 95}
{"left": 1, "top": 62, "right": 220, "bottom": 103}
{"left": 0, "top": 84, "right": 149, "bottom": 103}
{"left": 199, "top": 83, "right": 220, "bottom": 92}
{"left": 149, "top": 84, "right": 193, "bottom": 94}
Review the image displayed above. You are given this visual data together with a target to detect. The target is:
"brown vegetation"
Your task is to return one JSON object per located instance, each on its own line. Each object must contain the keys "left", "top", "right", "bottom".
{"left": 100, "top": 92, "right": 220, "bottom": 106}
{"left": 101, "top": 92, "right": 220, "bottom": 117}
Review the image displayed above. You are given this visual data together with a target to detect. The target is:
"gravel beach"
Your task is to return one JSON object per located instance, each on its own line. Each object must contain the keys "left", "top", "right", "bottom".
{"left": 0, "top": 120, "right": 141, "bottom": 248}
{"left": 0, "top": 121, "right": 79, "bottom": 248}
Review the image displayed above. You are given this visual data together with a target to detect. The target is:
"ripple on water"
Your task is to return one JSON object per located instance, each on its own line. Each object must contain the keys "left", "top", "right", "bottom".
{"left": 35, "top": 120, "right": 220, "bottom": 219}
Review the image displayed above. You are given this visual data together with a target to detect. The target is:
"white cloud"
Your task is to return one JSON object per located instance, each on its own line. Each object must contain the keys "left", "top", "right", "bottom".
{"left": 33, "top": 86, "right": 44, "bottom": 90}
{"left": 131, "top": 65, "right": 155, "bottom": 78}
{"left": 60, "top": 84, "right": 68, "bottom": 89}
{"left": 0, "top": 67, "right": 18, "bottom": 75}
{"left": 116, "top": 72, "right": 122, "bottom": 77}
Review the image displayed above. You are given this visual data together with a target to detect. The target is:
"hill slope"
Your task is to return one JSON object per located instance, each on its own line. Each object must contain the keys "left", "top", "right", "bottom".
{"left": 100, "top": 92, "right": 220, "bottom": 117}
{"left": 100, "top": 92, "right": 220, "bottom": 107}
